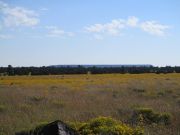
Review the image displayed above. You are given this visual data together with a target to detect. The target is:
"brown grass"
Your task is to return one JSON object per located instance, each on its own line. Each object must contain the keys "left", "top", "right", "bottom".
{"left": 0, "top": 74, "right": 180, "bottom": 135}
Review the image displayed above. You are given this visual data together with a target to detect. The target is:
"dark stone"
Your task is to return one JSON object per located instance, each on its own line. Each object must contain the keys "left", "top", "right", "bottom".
{"left": 16, "top": 120, "right": 79, "bottom": 135}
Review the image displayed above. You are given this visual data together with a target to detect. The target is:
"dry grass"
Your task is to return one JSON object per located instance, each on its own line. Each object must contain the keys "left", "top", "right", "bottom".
{"left": 0, "top": 74, "right": 180, "bottom": 135}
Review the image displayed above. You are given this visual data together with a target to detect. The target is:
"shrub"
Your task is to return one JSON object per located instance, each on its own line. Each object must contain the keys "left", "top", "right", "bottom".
{"left": 69, "top": 122, "right": 86, "bottom": 131}
{"left": 0, "top": 105, "right": 6, "bottom": 112}
{"left": 16, "top": 117, "right": 143, "bottom": 135}
{"left": 158, "top": 113, "right": 171, "bottom": 125}
{"left": 132, "top": 108, "right": 171, "bottom": 125}
{"left": 133, "top": 89, "right": 145, "bottom": 93}
{"left": 29, "top": 96, "right": 45, "bottom": 102}
{"left": 78, "top": 117, "right": 144, "bottom": 135}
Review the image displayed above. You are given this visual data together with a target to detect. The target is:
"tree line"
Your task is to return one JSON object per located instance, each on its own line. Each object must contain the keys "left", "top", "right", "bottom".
{"left": 0, "top": 65, "right": 180, "bottom": 76}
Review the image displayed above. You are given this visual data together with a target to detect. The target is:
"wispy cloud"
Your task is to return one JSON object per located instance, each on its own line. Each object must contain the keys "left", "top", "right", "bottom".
{"left": 39, "top": 8, "right": 48, "bottom": 11}
{"left": 94, "top": 34, "right": 104, "bottom": 40}
{"left": 85, "top": 19, "right": 125, "bottom": 36}
{"left": 85, "top": 16, "right": 170, "bottom": 39}
{"left": 140, "top": 21, "right": 170, "bottom": 36}
{"left": 0, "top": 1, "right": 39, "bottom": 27}
{"left": 46, "top": 26, "right": 74, "bottom": 37}
{"left": 0, "top": 34, "right": 13, "bottom": 39}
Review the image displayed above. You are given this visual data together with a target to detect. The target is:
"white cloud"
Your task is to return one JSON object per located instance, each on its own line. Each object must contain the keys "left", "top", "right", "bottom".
{"left": 94, "top": 34, "right": 104, "bottom": 40}
{"left": 0, "top": 1, "right": 8, "bottom": 8}
{"left": 40, "top": 8, "right": 48, "bottom": 11}
{"left": 127, "top": 16, "right": 139, "bottom": 27}
{"left": 45, "top": 26, "right": 57, "bottom": 29}
{"left": 46, "top": 26, "right": 74, "bottom": 37}
{"left": 85, "top": 24, "right": 104, "bottom": 33}
{"left": 85, "top": 16, "right": 170, "bottom": 39}
{"left": 140, "top": 21, "right": 170, "bottom": 36}
{"left": 85, "top": 19, "right": 125, "bottom": 36}
{"left": 0, "top": 34, "right": 12, "bottom": 39}
{"left": 0, "top": 24, "right": 2, "bottom": 30}
{"left": 0, "top": 1, "right": 39, "bottom": 27}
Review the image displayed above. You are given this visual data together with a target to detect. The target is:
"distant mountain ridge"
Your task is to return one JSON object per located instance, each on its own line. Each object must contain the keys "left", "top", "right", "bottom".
{"left": 49, "top": 64, "right": 153, "bottom": 68}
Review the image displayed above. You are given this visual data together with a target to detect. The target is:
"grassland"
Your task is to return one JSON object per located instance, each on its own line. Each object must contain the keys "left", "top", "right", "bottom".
{"left": 0, "top": 74, "right": 180, "bottom": 135}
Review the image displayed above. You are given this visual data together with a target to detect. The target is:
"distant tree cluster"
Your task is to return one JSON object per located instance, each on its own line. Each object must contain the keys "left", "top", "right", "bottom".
{"left": 0, "top": 65, "right": 180, "bottom": 76}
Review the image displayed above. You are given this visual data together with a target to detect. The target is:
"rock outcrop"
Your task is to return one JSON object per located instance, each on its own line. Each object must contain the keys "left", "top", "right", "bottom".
{"left": 16, "top": 120, "right": 79, "bottom": 135}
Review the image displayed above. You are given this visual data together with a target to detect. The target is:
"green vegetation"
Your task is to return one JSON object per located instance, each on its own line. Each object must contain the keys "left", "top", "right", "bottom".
{"left": 76, "top": 117, "right": 143, "bottom": 135}
{"left": 1, "top": 65, "right": 180, "bottom": 75}
{"left": 29, "top": 96, "right": 46, "bottom": 102}
{"left": 132, "top": 108, "right": 171, "bottom": 125}
{"left": 0, "top": 105, "right": 6, "bottom": 112}
{"left": 16, "top": 122, "right": 49, "bottom": 135}
{"left": 0, "top": 74, "right": 180, "bottom": 135}
{"left": 18, "top": 117, "right": 143, "bottom": 135}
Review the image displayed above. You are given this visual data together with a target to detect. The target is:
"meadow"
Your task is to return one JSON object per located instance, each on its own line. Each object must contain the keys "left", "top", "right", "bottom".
{"left": 0, "top": 74, "right": 180, "bottom": 135}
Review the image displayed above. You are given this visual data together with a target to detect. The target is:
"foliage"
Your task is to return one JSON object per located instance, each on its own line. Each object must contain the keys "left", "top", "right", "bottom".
{"left": 1, "top": 65, "right": 180, "bottom": 75}
{"left": 132, "top": 108, "right": 171, "bottom": 125}
{"left": 29, "top": 96, "right": 46, "bottom": 102}
{"left": 133, "top": 89, "right": 146, "bottom": 93}
{"left": 16, "top": 118, "right": 143, "bottom": 135}
{"left": 77, "top": 117, "right": 144, "bottom": 135}
{"left": 0, "top": 105, "right": 6, "bottom": 112}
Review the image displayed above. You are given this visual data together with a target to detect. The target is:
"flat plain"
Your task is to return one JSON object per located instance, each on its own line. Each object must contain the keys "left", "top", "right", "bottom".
{"left": 0, "top": 74, "right": 180, "bottom": 135}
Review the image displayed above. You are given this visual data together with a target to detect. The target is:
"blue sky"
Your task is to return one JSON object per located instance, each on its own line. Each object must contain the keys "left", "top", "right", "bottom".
{"left": 0, "top": 0, "right": 180, "bottom": 67}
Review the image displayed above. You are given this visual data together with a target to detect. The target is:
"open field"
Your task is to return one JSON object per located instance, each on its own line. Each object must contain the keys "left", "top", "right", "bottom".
{"left": 0, "top": 74, "right": 180, "bottom": 135}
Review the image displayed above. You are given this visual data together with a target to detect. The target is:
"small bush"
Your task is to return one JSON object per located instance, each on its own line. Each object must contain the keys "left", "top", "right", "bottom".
{"left": 29, "top": 96, "right": 45, "bottom": 102}
{"left": 132, "top": 108, "right": 171, "bottom": 125}
{"left": 157, "top": 90, "right": 173, "bottom": 97}
{"left": 133, "top": 89, "right": 145, "bottom": 93}
{"left": 78, "top": 117, "right": 144, "bottom": 135}
{"left": 16, "top": 118, "right": 143, "bottom": 135}
{"left": 158, "top": 113, "right": 171, "bottom": 125}
{"left": 0, "top": 105, "right": 6, "bottom": 112}
{"left": 69, "top": 122, "right": 86, "bottom": 131}
{"left": 112, "top": 91, "right": 119, "bottom": 98}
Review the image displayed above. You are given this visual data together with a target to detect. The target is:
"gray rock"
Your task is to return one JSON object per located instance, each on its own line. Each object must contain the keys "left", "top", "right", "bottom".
{"left": 16, "top": 120, "right": 79, "bottom": 135}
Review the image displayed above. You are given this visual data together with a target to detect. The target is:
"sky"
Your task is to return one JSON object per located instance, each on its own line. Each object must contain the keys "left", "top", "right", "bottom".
{"left": 0, "top": 0, "right": 180, "bottom": 67}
